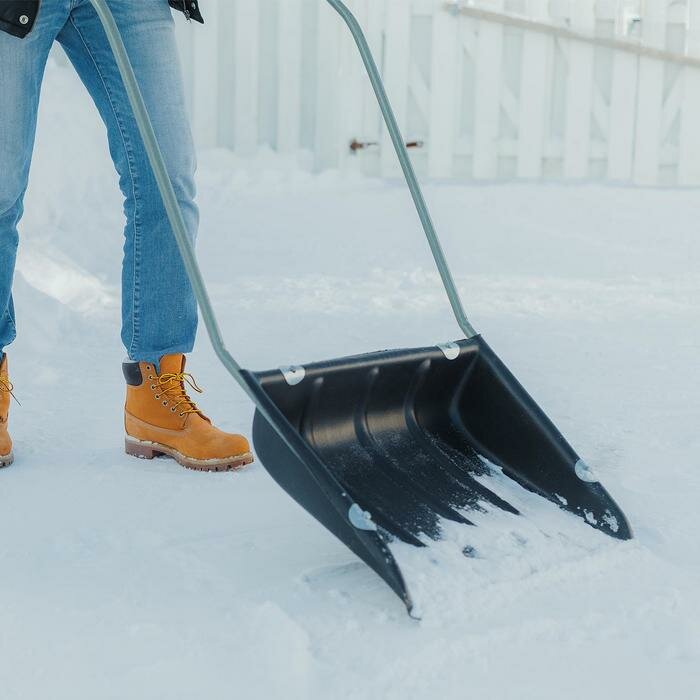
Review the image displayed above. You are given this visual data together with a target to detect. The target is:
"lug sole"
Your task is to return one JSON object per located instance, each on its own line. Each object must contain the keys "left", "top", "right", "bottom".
{"left": 0, "top": 452, "right": 14, "bottom": 468}
{"left": 125, "top": 436, "right": 253, "bottom": 472}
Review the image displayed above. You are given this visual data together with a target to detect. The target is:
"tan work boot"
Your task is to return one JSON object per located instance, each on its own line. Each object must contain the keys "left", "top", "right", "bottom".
{"left": 0, "top": 353, "right": 14, "bottom": 468}
{"left": 124, "top": 354, "right": 254, "bottom": 472}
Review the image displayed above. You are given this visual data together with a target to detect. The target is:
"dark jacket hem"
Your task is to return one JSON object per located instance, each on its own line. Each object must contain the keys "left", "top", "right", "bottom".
{"left": 0, "top": 17, "right": 34, "bottom": 39}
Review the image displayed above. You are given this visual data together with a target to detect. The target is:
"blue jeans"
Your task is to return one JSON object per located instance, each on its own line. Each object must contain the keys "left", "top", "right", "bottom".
{"left": 0, "top": 0, "right": 198, "bottom": 364}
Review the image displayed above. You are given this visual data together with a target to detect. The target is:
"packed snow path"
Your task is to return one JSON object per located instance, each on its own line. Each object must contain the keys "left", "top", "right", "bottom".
{"left": 1, "top": 60, "right": 698, "bottom": 699}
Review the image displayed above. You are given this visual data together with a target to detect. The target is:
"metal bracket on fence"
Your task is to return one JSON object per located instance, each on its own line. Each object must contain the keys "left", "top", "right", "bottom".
{"left": 444, "top": 1, "right": 700, "bottom": 70}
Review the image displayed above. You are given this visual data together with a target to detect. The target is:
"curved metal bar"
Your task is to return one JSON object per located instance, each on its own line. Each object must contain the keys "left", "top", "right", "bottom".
{"left": 325, "top": 0, "right": 477, "bottom": 338}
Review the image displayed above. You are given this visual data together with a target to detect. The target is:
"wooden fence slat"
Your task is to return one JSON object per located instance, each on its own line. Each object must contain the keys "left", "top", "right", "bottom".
{"left": 277, "top": 0, "right": 303, "bottom": 153}
{"left": 360, "top": 0, "right": 386, "bottom": 153}
{"left": 516, "top": 0, "right": 549, "bottom": 178}
{"left": 314, "top": 0, "right": 344, "bottom": 170}
{"left": 473, "top": 0, "right": 505, "bottom": 179}
{"left": 607, "top": 0, "right": 637, "bottom": 181}
{"left": 428, "top": 6, "right": 460, "bottom": 178}
{"left": 563, "top": 2, "right": 595, "bottom": 178}
{"left": 679, "top": 0, "right": 700, "bottom": 185}
{"left": 380, "top": 0, "right": 412, "bottom": 177}
{"left": 215, "top": 0, "right": 237, "bottom": 149}
{"left": 633, "top": 2, "right": 667, "bottom": 185}
{"left": 257, "top": 0, "right": 280, "bottom": 149}
{"left": 232, "top": 0, "right": 260, "bottom": 155}
{"left": 336, "top": 0, "right": 370, "bottom": 173}
{"left": 455, "top": 13, "right": 478, "bottom": 167}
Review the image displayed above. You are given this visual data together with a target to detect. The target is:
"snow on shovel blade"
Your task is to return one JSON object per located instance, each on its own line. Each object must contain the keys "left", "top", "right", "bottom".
{"left": 243, "top": 336, "right": 632, "bottom": 613}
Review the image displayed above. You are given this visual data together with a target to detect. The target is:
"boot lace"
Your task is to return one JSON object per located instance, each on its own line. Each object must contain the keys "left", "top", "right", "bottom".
{"left": 0, "top": 376, "right": 19, "bottom": 406}
{"left": 155, "top": 371, "right": 203, "bottom": 417}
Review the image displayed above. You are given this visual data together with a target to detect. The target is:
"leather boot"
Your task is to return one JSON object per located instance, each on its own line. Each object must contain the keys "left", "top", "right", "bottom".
{"left": 124, "top": 354, "right": 253, "bottom": 472}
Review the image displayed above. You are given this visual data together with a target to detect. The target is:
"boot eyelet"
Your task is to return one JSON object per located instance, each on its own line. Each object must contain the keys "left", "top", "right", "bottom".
{"left": 163, "top": 401, "right": 168, "bottom": 406}
{"left": 146, "top": 365, "right": 151, "bottom": 371}
{"left": 171, "top": 407, "right": 177, "bottom": 413}
{"left": 148, "top": 376, "right": 154, "bottom": 380}
{"left": 179, "top": 413, "right": 185, "bottom": 417}
{"left": 155, "top": 394, "right": 161, "bottom": 400}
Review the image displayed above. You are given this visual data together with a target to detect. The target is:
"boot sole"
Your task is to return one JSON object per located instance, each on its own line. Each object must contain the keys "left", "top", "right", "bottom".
{"left": 0, "top": 452, "right": 13, "bottom": 468}
{"left": 125, "top": 436, "right": 253, "bottom": 473}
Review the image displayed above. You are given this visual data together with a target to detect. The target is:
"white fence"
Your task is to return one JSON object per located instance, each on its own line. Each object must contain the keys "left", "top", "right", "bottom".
{"left": 174, "top": 0, "right": 700, "bottom": 185}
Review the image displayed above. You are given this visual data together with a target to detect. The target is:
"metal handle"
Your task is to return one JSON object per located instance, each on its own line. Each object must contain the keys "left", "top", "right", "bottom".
{"left": 87, "top": 0, "right": 477, "bottom": 395}
{"left": 325, "top": 0, "right": 476, "bottom": 338}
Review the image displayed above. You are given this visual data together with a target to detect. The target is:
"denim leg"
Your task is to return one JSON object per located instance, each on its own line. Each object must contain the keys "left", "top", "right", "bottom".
{"left": 57, "top": 0, "right": 199, "bottom": 364}
{"left": 0, "top": 7, "right": 68, "bottom": 355}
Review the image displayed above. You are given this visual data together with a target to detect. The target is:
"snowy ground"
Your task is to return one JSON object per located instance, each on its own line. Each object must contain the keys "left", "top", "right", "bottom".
{"left": 1, "top": 57, "right": 699, "bottom": 699}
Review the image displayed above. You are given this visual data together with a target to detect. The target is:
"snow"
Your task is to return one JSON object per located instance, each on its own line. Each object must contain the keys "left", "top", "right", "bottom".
{"left": 2, "top": 57, "right": 699, "bottom": 699}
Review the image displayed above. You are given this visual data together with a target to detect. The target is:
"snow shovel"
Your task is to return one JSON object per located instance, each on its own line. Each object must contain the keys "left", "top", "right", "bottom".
{"left": 90, "top": 0, "right": 632, "bottom": 613}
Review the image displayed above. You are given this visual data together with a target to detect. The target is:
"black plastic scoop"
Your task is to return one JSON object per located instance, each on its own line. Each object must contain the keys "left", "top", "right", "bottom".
{"left": 244, "top": 336, "right": 631, "bottom": 612}
{"left": 91, "top": 0, "right": 632, "bottom": 615}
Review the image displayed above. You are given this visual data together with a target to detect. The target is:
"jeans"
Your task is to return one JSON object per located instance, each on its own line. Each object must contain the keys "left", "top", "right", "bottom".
{"left": 0, "top": 0, "right": 199, "bottom": 364}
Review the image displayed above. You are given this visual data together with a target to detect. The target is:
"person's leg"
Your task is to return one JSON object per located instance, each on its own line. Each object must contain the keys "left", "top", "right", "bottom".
{"left": 0, "top": 3, "right": 69, "bottom": 356}
{"left": 56, "top": 0, "right": 250, "bottom": 471}
{"left": 56, "top": 0, "right": 199, "bottom": 367}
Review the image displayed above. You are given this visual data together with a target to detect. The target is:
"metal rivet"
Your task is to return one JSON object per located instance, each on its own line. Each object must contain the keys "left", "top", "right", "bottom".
{"left": 575, "top": 459, "right": 599, "bottom": 483}
{"left": 437, "top": 342, "right": 460, "bottom": 361}
{"left": 348, "top": 504, "right": 377, "bottom": 532}
{"left": 280, "top": 365, "right": 306, "bottom": 386}
{"left": 19, "top": 15, "right": 29, "bottom": 25}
